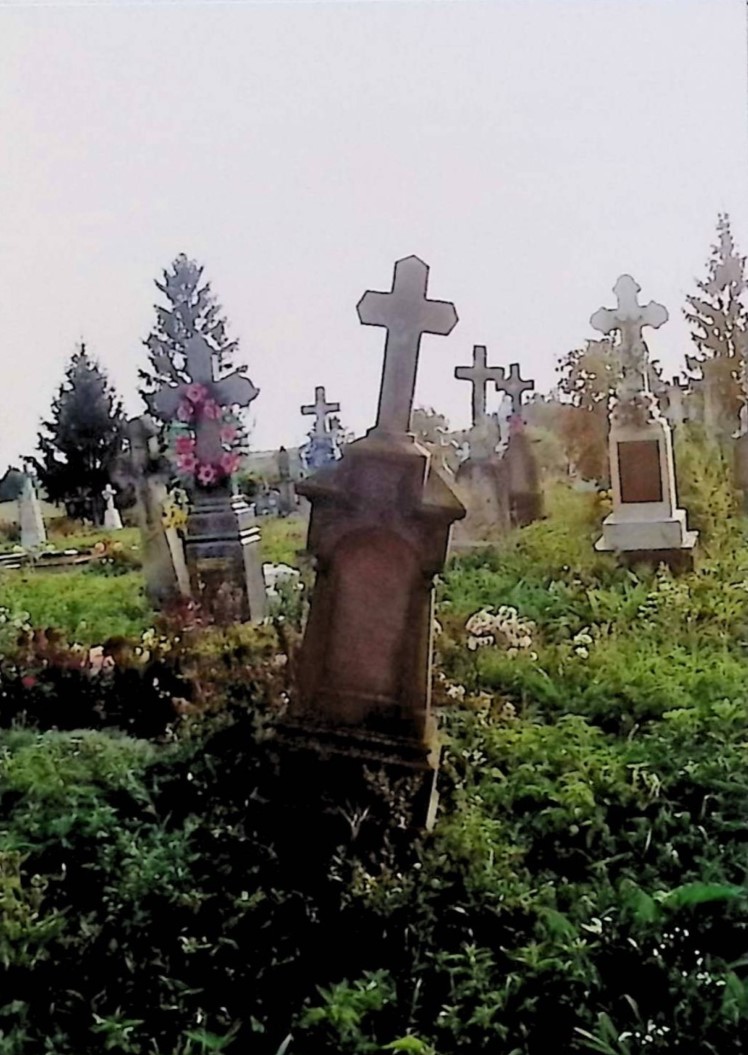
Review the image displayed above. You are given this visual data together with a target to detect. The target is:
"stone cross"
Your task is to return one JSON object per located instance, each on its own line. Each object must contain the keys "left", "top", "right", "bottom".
{"left": 454, "top": 345, "right": 505, "bottom": 426}
{"left": 357, "top": 256, "right": 458, "bottom": 434}
{"left": 301, "top": 386, "right": 340, "bottom": 437}
{"left": 153, "top": 334, "right": 259, "bottom": 467}
{"left": 103, "top": 483, "right": 116, "bottom": 503}
{"left": 590, "top": 275, "right": 668, "bottom": 392}
{"left": 499, "top": 363, "right": 535, "bottom": 413}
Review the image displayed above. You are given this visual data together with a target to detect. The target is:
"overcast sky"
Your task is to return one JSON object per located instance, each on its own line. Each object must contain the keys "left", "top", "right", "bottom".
{"left": 1, "top": 0, "right": 747, "bottom": 466}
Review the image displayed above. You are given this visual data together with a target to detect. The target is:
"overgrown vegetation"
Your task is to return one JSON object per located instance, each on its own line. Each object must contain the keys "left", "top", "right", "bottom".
{"left": 2, "top": 447, "right": 748, "bottom": 1052}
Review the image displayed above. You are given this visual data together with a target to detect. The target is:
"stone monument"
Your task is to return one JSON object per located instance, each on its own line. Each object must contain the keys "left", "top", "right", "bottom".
{"left": 277, "top": 446, "right": 296, "bottom": 516}
{"left": 452, "top": 344, "right": 510, "bottom": 547}
{"left": 153, "top": 334, "right": 267, "bottom": 622}
{"left": 300, "top": 385, "right": 342, "bottom": 471}
{"left": 591, "top": 275, "right": 697, "bottom": 566}
{"left": 287, "top": 255, "right": 465, "bottom": 828}
{"left": 102, "top": 483, "right": 123, "bottom": 530}
{"left": 117, "top": 416, "right": 187, "bottom": 607}
{"left": 18, "top": 469, "right": 47, "bottom": 550}
{"left": 499, "top": 363, "right": 544, "bottom": 527}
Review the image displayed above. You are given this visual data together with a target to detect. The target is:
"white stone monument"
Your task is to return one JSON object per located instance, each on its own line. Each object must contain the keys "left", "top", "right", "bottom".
{"left": 102, "top": 483, "right": 123, "bottom": 530}
{"left": 18, "top": 472, "right": 47, "bottom": 550}
{"left": 591, "top": 275, "right": 697, "bottom": 566}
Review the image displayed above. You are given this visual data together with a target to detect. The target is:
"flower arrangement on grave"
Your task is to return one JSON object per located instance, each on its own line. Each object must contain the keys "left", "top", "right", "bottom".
{"left": 161, "top": 488, "right": 189, "bottom": 532}
{"left": 168, "top": 384, "right": 241, "bottom": 486}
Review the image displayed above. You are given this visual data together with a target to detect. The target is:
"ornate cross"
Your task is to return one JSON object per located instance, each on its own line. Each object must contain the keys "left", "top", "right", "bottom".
{"left": 357, "top": 256, "right": 458, "bottom": 434}
{"left": 498, "top": 363, "right": 535, "bottom": 414}
{"left": 301, "top": 385, "right": 340, "bottom": 437}
{"left": 153, "top": 334, "right": 259, "bottom": 467}
{"left": 590, "top": 275, "right": 668, "bottom": 391}
{"left": 454, "top": 345, "right": 505, "bottom": 426}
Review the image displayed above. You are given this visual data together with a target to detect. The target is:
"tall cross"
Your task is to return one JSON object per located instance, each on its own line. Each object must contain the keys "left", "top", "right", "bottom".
{"left": 590, "top": 274, "right": 668, "bottom": 389}
{"left": 499, "top": 363, "right": 535, "bottom": 413}
{"left": 153, "top": 334, "right": 259, "bottom": 467}
{"left": 301, "top": 385, "right": 340, "bottom": 437}
{"left": 357, "top": 255, "right": 458, "bottom": 433}
{"left": 454, "top": 345, "right": 505, "bottom": 426}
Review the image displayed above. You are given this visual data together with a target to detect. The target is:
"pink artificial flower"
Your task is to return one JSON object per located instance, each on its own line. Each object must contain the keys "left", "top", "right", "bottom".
{"left": 509, "top": 413, "right": 525, "bottom": 434}
{"left": 220, "top": 424, "right": 237, "bottom": 444}
{"left": 220, "top": 451, "right": 240, "bottom": 476}
{"left": 201, "top": 399, "right": 221, "bottom": 421}
{"left": 174, "top": 435, "right": 196, "bottom": 456}
{"left": 21, "top": 674, "right": 37, "bottom": 689}
{"left": 177, "top": 451, "right": 199, "bottom": 473}
{"left": 186, "top": 383, "right": 208, "bottom": 404}
{"left": 177, "top": 400, "right": 195, "bottom": 423}
{"left": 197, "top": 462, "right": 218, "bottom": 486}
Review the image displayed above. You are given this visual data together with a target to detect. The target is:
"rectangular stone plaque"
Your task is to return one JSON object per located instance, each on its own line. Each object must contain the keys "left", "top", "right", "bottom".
{"left": 618, "top": 440, "right": 662, "bottom": 504}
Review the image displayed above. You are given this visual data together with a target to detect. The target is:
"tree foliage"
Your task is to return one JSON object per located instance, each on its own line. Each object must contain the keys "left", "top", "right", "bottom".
{"left": 140, "top": 253, "right": 243, "bottom": 407}
{"left": 685, "top": 213, "right": 748, "bottom": 438}
{"left": 33, "top": 347, "right": 125, "bottom": 524}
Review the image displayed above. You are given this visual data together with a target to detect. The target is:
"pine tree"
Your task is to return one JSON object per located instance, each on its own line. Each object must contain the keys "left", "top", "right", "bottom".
{"left": 34, "top": 346, "right": 125, "bottom": 523}
{"left": 140, "top": 253, "right": 243, "bottom": 404}
{"left": 685, "top": 213, "right": 748, "bottom": 439}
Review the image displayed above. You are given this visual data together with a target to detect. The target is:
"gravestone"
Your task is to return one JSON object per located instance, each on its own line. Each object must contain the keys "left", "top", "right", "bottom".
{"left": 117, "top": 416, "right": 187, "bottom": 607}
{"left": 277, "top": 446, "right": 296, "bottom": 516}
{"left": 452, "top": 344, "right": 510, "bottom": 548}
{"left": 591, "top": 275, "right": 697, "bottom": 566}
{"left": 498, "top": 364, "right": 544, "bottom": 527}
{"left": 18, "top": 471, "right": 47, "bottom": 550}
{"left": 153, "top": 334, "right": 267, "bottom": 622}
{"left": 102, "top": 483, "right": 123, "bottom": 530}
{"left": 300, "top": 385, "right": 342, "bottom": 470}
{"left": 287, "top": 255, "right": 465, "bottom": 828}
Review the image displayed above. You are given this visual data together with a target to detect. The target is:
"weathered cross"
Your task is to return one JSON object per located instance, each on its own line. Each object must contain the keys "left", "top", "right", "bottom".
{"left": 454, "top": 345, "right": 505, "bottom": 427}
{"left": 153, "top": 334, "right": 259, "bottom": 467}
{"left": 498, "top": 363, "right": 535, "bottom": 414}
{"left": 357, "top": 255, "right": 458, "bottom": 434}
{"left": 301, "top": 385, "right": 340, "bottom": 437}
{"left": 590, "top": 275, "right": 668, "bottom": 388}
{"left": 103, "top": 483, "right": 117, "bottom": 503}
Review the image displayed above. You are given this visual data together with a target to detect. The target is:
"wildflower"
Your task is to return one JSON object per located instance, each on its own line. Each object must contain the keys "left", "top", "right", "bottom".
{"left": 445, "top": 684, "right": 466, "bottom": 701}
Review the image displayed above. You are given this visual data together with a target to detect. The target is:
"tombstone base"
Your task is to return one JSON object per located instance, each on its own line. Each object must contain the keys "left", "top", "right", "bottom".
{"left": 274, "top": 717, "right": 441, "bottom": 830}
{"left": 185, "top": 491, "right": 267, "bottom": 623}
{"left": 595, "top": 510, "right": 697, "bottom": 571}
{"left": 451, "top": 456, "right": 510, "bottom": 552}
{"left": 511, "top": 491, "right": 544, "bottom": 529}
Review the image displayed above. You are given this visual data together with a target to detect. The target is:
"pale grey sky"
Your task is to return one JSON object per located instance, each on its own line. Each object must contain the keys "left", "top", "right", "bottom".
{"left": 1, "top": 0, "right": 747, "bottom": 466}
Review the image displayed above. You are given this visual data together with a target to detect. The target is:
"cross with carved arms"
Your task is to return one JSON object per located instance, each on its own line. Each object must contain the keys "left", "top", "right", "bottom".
{"left": 153, "top": 334, "right": 259, "bottom": 467}
{"left": 454, "top": 345, "right": 505, "bottom": 427}
{"left": 590, "top": 274, "right": 668, "bottom": 368}
{"left": 301, "top": 385, "right": 340, "bottom": 437}
{"left": 499, "top": 363, "right": 535, "bottom": 414}
{"left": 357, "top": 256, "right": 458, "bottom": 434}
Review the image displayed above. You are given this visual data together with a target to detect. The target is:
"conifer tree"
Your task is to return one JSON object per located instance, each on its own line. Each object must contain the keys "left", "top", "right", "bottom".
{"left": 140, "top": 253, "right": 242, "bottom": 404}
{"left": 685, "top": 213, "right": 748, "bottom": 438}
{"left": 34, "top": 346, "right": 125, "bottom": 523}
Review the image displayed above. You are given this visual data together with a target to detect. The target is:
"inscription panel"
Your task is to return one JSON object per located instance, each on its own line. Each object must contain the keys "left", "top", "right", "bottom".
{"left": 618, "top": 440, "right": 662, "bottom": 504}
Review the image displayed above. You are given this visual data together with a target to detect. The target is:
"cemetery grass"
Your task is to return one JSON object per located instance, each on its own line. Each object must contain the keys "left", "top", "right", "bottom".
{"left": 5, "top": 478, "right": 748, "bottom": 1051}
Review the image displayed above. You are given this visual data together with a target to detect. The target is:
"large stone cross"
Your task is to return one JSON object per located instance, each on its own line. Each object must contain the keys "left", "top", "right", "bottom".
{"left": 499, "top": 363, "right": 535, "bottom": 413}
{"left": 153, "top": 334, "right": 259, "bottom": 466}
{"left": 590, "top": 275, "right": 668, "bottom": 388}
{"left": 454, "top": 345, "right": 505, "bottom": 426}
{"left": 357, "top": 256, "right": 458, "bottom": 434}
{"left": 301, "top": 385, "right": 340, "bottom": 437}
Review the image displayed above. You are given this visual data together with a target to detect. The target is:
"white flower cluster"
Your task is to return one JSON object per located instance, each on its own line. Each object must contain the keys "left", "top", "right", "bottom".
{"left": 263, "top": 563, "right": 302, "bottom": 601}
{"left": 0, "top": 606, "right": 31, "bottom": 631}
{"left": 571, "top": 627, "right": 593, "bottom": 659}
{"left": 465, "top": 606, "right": 535, "bottom": 655}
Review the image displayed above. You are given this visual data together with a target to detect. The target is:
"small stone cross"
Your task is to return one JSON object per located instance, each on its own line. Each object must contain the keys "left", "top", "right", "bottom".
{"left": 357, "top": 256, "right": 458, "bottom": 434}
{"left": 454, "top": 345, "right": 505, "bottom": 426}
{"left": 590, "top": 275, "right": 668, "bottom": 389}
{"left": 103, "top": 483, "right": 116, "bottom": 503}
{"left": 301, "top": 385, "right": 340, "bottom": 437}
{"left": 153, "top": 334, "right": 259, "bottom": 467}
{"left": 498, "top": 363, "right": 535, "bottom": 413}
